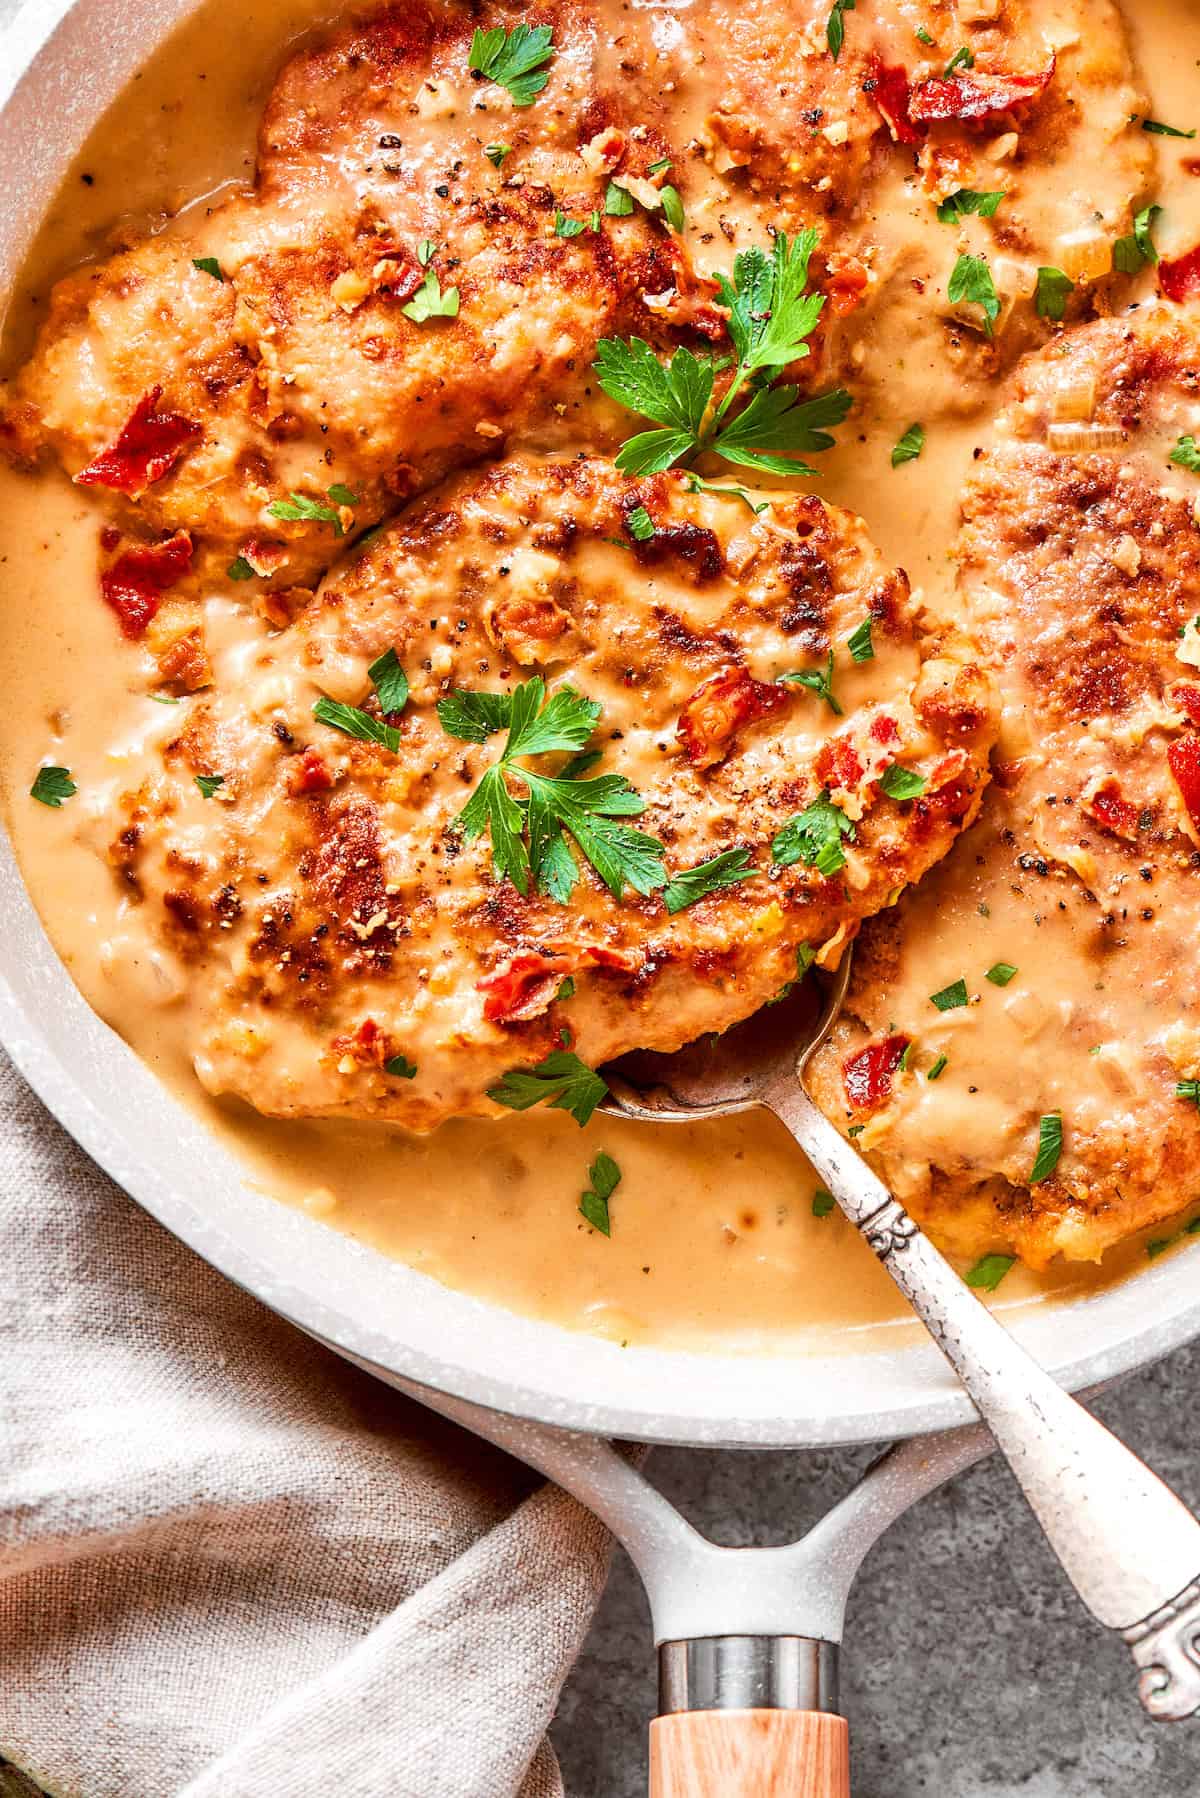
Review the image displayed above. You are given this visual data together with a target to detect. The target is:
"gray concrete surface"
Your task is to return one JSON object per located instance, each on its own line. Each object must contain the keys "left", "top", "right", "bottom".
{"left": 552, "top": 1340, "right": 1200, "bottom": 1796}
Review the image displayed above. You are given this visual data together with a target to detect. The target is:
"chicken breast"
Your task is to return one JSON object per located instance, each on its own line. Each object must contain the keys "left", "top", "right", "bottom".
{"left": 100, "top": 454, "right": 995, "bottom": 1128}
{"left": 808, "top": 307, "right": 1200, "bottom": 1267}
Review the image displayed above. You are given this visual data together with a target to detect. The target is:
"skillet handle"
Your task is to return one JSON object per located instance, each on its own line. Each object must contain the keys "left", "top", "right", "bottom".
{"left": 649, "top": 1711, "right": 849, "bottom": 1797}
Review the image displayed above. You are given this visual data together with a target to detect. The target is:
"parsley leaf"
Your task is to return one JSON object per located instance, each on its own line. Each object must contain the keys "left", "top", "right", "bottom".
{"left": 966, "top": 1254, "right": 1015, "bottom": 1292}
{"left": 488, "top": 1049, "right": 608, "bottom": 1126}
{"left": 927, "top": 1054, "right": 948, "bottom": 1081}
{"left": 1177, "top": 1079, "right": 1200, "bottom": 1109}
{"left": 713, "top": 385, "right": 853, "bottom": 478}
{"left": 771, "top": 792, "right": 854, "bottom": 878}
{"left": 626, "top": 505, "right": 655, "bottom": 541}
{"left": 661, "top": 186, "right": 685, "bottom": 232}
{"left": 985, "top": 961, "right": 1018, "bottom": 987}
{"left": 579, "top": 1150, "right": 621, "bottom": 1234}
{"left": 30, "top": 765, "right": 76, "bottom": 808}
{"left": 812, "top": 1188, "right": 837, "bottom": 1217}
{"left": 682, "top": 472, "right": 770, "bottom": 515}
{"left": 847, "top": 617, "right": 874, "bottom": 662}
{"left": 192, "top": 256, "right": 225, "bottom": 281}
{"left": 555, "top": 210, "right": 587, "bottom": 238}
{"left": 385, "top": 1054, "right": 418, "bottom": 1079}
{"left": 1142, "top": 119, "right": 1196, "bottom": 139}
{"left": 826, "top": 0, "right": 856, "bottom": 60}
{"left": 313, "top": 696, "right": 400, "bottom": 753}
{"left": 916, "top": 25, "right": 935, "bottom": 45}
{"left": 948, "top": 253, "right": 1001, "bottom": 337}
{"left": 779, "top": 649, "right": 842, "bottom": 715}
{"left": 484, "top": 141, "right": 511, "bottom": 167}
{"left": 879, "top": 764, "right": 926, "bottom": 801}
{"left": 595, "top": 339, "right": 713, "bottom": 440}
{"left": 467, "top": 23, "right": 554, "bottom": 107}
{"left": 936, "top": 189, "right": 1004, "bottom": 224}
{"left": 930, "top": 978, "right": 968, "bottom": 1012}
{"left": 1171, "top": 435, "right": 1200, "bottom": 474}
{"left": 944, "top": 45, "right": 974, "bottom": 75}
{"left": 437, "top": 689, "right": 514, "bottom": 743}
{"left": 402, "top": 267, "right": 460, "bottom": 323}
{"left": 604, "top": 180, "right": 635, "bottom": 216}
{"left": 195, "top": 774, "right": 225, "bottom": 799}
{"left": 269, "top": 490, "right": 347, "bottom": 535}
{"left": 891, "top": 423, "right": 925, "bottom": 467}
{"left": 328, "top": 483, "right": 359, "bottom": 508}
{"left": 1035, "top": 266, "right": 1074, "bottom": 322}
{"left": 227, "top": 555, "right": 256, "bottom": 582}
{"left": 663, "top": 848, "right": 756, "bottom": 914}
{"left": 1114, "top": 203, "right": 1162, "bottom": 273}
{"left": 523, "top": 769, "right": 667, "bottom": 900}
{"left": 1029, "top": 1112, "right": 1064, "bottom": 1184}
{"left": 368, "top": 648, "right": 409, "bottom": 716}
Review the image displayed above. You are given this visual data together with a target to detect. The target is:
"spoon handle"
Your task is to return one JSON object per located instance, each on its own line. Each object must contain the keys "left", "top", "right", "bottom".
{"left": 766, "top": 1076, "right": 1200, "bottom": 1723}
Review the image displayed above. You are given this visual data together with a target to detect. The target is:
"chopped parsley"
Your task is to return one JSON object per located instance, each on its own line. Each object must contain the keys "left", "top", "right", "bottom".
{"left": 312, "top": 696, "right": 400, "bottom": 753}
{"left": 663, "top": 848, "right": 756, "bottom": 914}
{"left": 467, "top": 23, "right": 555, "bottom": 107}
{"left": 936, "top": 189, "right": 1005, "bottom": 225}
{"left": 826, "top": 0, "right": 855, "bottom": 60}
{"left": 579, "top": 1150, "right": 621, "bottom": 1234}
{"left": 1113, "top": 203, "right": 1162, "bottom": 274}
{"left": 772, "top": 791, "right": 854, "bottom": 879}
{"left": 555, "top": 210, "right": 588, "bottom": 238}
{"left": 944, "top": 45, "right": 974, "bottom": 75}
{"left": 30, "top": 765, "right": 76, "bottom": 809}
{"left": 227, "top": 555, "right": 256, "bottom": 582}
{"left": 484, "top": 142, "right": 512, "bottom": 168}
{"left": 488, "top": 1048, "right": 608, "bottom": 1127}
{"left": 966, "top": 1253, "right": 1015, "bottom": 1292}
{"left": 779, "top": 649, "right": 842, "bottom": 715}
{"left": 1171, "top": 435, "right": 1200, "bottom": 474}
{"left": 682, "top": 472, "right": 770, "bottom": 515}
{"left": 557, "top": 976, "right": 576, "bottom": 1002}
{"left": 1035, "top": 266, "right": 1074, "bottom": 322}
{"left": 879, "top": 764, "right": 927, "bottom": 802}
{"left": 661, "top": 186, "right": 685, "bottom": 233}
{"left": 649, "top": 157, "right": 673, "bottom": 176}
{"left": 626, "top": 504, "right": 656, "bottom": 541}
{"left": 368, "top": 647, "right": 410, "bottom": 715}
{"left": 927, "top": 1054, "right": 948, "bottom": 1082}
{"left": 192, "top": 256, "right": 225, "bottom": 281}
{"left": 417, "top": 241, "right": 436, "bottom": 267}
{"left": 847, "top": 616, "right": 874, "bottom": 662}
{"left": 402, "top": 267, "right": 460, "bottom": 323}
{"left": 929, "top": 978, "right": 968, "bottom": 1012}
{"left": 195, "top": 774, "right": 225, "bottom": 799}
{"left": 327, "top": 483, "right": 359, "bottom": 508}
{"left": 916, "top": 25, "right": 935, "bottom": 45}
{"left": 891, "top": 423, "right": 925, "bottom": 467}
{"left": 1177, "top": 1079, "right": 1200, "bottom": 1109}
{"left": 812, "top": 1188, "right": 837, "bottom": 1217}
{"left": 447, "top": 677, "right": 666, "bottom": 901}
{"left": 605, "top": 181, "right": 635, "bottom": 217}
{"left": 594, "top": 230, "right": 851, "bottom": 478}
{"left": 1142, "top": 119, "right": 1196, "bottom": 139}
{"left": 268, "top": 489, "right": 350, "bottom": 535}
{"left": 1029, "top": 1112, "right": 1064, "bottom": 1185}
{"left": 385, "top": 1054, "right": 418, "bottom": 1079}
{"left": 948, "top": 253, "right": 1001, "bottom": 337}
{"left": 985, "top": 961, "right": 1018, "bottom": 987}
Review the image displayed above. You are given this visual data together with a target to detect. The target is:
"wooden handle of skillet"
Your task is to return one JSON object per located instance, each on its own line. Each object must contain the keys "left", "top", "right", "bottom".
{"left": 649, "top": 1710, "right": 850, "bottom": 1796}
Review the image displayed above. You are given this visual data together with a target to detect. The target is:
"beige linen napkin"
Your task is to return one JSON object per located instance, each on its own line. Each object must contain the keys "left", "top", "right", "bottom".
{"left": 0, "top": 1054, "right": 616, "bottom": 1798}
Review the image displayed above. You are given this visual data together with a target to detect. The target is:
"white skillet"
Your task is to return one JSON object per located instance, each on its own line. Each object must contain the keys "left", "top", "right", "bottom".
{"left": 4, "top": 4, "right": 1200, "bottom": 1791}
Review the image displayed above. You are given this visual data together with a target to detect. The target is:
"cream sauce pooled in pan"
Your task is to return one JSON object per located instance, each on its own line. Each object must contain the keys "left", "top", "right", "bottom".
{"left": 1, "top": 0, "right": 1199, "bottom": 1350}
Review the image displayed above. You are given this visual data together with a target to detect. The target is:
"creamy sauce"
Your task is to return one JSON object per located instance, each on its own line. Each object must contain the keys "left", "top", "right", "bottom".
{"left": 1, "top": 0, "right": 1198, "bottom": 1350}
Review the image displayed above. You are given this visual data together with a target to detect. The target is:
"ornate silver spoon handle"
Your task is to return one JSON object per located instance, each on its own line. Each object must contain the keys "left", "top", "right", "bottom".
{"left": 766, "top": 1075, "right": 1200, "bottom": 1723}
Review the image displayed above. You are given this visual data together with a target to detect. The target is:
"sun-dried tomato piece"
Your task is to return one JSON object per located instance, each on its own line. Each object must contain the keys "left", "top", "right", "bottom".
{"left": 1160, "top": 246, "right": 1200, "bottom": 303}
{"left": 478, "top": 951, "right": 569, "bottom": 1024}
{"left": 239, "top": 537, "right": 291, "bottom": 578}
{"left": 76, "top": 387, "right": 201, "bottom": 496}
{"left": 678, "top": 666, "right": 789, "bottom": 769}
{"left": 908, "top": 59, "right": 1056, "bottom": 125}
{"left": 825, "top": 258, "right": 870, "bottom": 317}
{"left": 843, "top": 1036, "right": 910, "bottom": 1111}
{"left": 1084, "top": 778, "right": 1141, "bottom": 840}
{"left": 289, "top": 748, "right": 336, "bottom": 795}
{"left": 584, "top": 944, "right": 642, "bottom": 974}
{"left": 1169, "top": 683, "right": 1200, "bottom": 727}
{"left": 100, "top": 530, "right": 194, "bottom": 638}
{"left": 1168, "top": 735, "right": 1200, "bottom": 834}
{"left": 869, "top": 714, "right": 901, "bottom": 747}
{"left": 867, "top": 58, "right": 923, "bottom": 145}
{"left": 816, "top": 736, "right": 865, "bottom": 793}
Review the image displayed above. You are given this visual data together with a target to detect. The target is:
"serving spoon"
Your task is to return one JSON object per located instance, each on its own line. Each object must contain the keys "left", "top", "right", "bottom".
{"left": 601, "top": 954, "right": 1200, "bottom": 1793}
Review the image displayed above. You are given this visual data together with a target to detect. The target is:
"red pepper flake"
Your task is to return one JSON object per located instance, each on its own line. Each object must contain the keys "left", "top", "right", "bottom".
{"left": 1160, "top": 245, "right": 1200, "bottom": 303}
{"left": 1084, "top": 778, "right": 1141, "bottom": 840}
{"left": 843, "top": 1036, "right": 910, "bottom": 1111}
{"left": 1168, "top": 735, "right": 1200, "bottom": 834}
{"left": 677, "top": 665, "right": 789, "bottom": 769}
{"left": 478, "top": 951, "right": 568, "bottom": 1024}
{"left": 868, "top": 57, "right": 923, "bottom": 144}
{"left": 288, "top": 748, "right": 336, "bottom": 795}
{"left": 908, "top": 58, "right": 1055, "bottom": 125}
{"left": 869, "top": 713, "right": 901, "bottom": 747}
{"left": 76, "top": 386, "right": 201, "bottom": 496}
{"left": 100, "top": 530, "right": 193, "bottom": 638}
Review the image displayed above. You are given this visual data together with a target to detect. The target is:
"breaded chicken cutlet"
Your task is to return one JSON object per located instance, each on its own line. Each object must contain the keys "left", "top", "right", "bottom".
{"left": 98, "top": 456, "right": 995, "bottom": 1127}
{"left": 808, "top": 309, "right": 1200, "bottom": 1266}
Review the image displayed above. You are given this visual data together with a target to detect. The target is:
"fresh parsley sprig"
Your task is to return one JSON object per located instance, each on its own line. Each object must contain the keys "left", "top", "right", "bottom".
{"left": 771, "top": 791, "right": 854, "bottom": 879}
{"left": 594, "top": 231, "right": 851, "bottom": 478}
{"left": 467, "top": 23, "right": 554, "bottom": 107}
{"left": 778, "top": 650, "right": 842, "bottom": 715}
{"left": 948, "top": 253, "right": 1001, "bottom": 337}
{"left": 443, "top": 677, "right": 667, "bottom": 902}
{"left": 488, "top": 1049, "right": 608, "bottom": 1127}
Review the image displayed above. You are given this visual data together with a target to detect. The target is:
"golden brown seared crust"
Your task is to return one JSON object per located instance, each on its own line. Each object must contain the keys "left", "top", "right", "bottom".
{"left": 109, "top": 453, "right": 996, "bottom": 1127}
{"left": 809, "top": 309, "right": 1200, "bottom": 1269}
{"left": 0, "top": 0, "right": 702, "bottom": 588}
